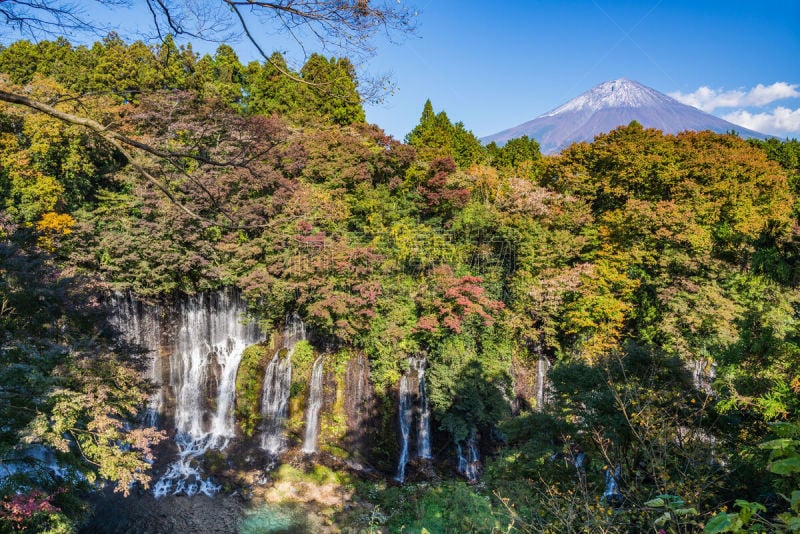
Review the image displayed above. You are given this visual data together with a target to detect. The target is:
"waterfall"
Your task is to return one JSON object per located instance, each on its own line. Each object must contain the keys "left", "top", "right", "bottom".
{"left": 171, "top": 290, "right": 261, "bottom": 444}
{"left": 395, "top": 373, "right": 413, "bottom": 483}
{"left": 154, "top": 289, "right": 262, "bottom": 497}
{"left": 301, "top": 357, "right": 324, "bottom": 454}
{"left": 259, "top": 313, "right": 306, "bottom": 456}
{"left": 603, "top": 465, "right": 622, "bottom": 505}
{"left": 260, "top": 352, "right": 292, "bottom": 455}
{"left": 535, "top": 353, "right": 550, "bottom": 410}
{"left": 456, "top": 432, "right": 480, "bottom": 482}
{"left": 414, "top": 358, "right": 432, "bottom": 460}
{"left": 690, "top": 358, "right": 715, "bottom": 394}
{"left": 395, "top": 356, "right": 432, "bottom": 482}
{"left": 344, "top": 354, "right": 372, "bottom": 458}
{"left": 109, "top": 292, "right": 163, "bottom": 426}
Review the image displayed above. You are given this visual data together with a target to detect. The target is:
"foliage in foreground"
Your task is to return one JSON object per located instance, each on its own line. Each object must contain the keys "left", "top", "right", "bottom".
{"left": 0, "top": 218, "right": 163, "bottom": 532}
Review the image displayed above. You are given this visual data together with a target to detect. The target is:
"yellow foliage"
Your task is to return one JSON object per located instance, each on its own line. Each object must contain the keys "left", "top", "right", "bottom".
{"left": 468, "top": 163, "right": 501, "bottom": 204}
{"left": 37, "top": 212, "right": 75, "bottom": 234}
{"left": 36, "top": 212, "right": 75, "bottom": 251}
{"left": 563, "top": 260, "right": 639, "bottom": 362}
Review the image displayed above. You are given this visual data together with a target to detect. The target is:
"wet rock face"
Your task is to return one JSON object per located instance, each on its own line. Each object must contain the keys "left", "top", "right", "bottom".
{"left": 110, "top": 292, "right": 396, "bottom": 485}
{"left": 509, "top": 354, "right": 550, "bottom": 414}
{"left": 343, "top": 354, "right": 373, "bottom": 456}
{"left": 510, "top": 356, "right": 534, "bottom": 414}
{"left": 203, "top": 351, "right": 223, "bottom": 431}
{"left": 205, "top": 352, "right": 222, "bottom": 403}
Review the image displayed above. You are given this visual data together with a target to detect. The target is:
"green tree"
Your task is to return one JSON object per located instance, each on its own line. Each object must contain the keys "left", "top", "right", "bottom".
{"left": 406, "top": 99, "right": 485, "bottom": 168}
{"left": 244, "top": 52, "right": 306, "bottom": 118}
{"left": 301, "top": 54, "right": 365, "bottom": 125}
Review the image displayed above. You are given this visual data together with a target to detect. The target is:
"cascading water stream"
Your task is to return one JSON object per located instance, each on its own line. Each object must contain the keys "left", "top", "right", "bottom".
{"left": 395, "top": 356, "right": 432, "bottom": 482}
{"left": 535, "top": 353, "right": 551, "bottom": 410}
{"left": 260, "top": 352, "right": 292, "bottom": 455}
{"left": 153, "top": 289, "right": 262, "bottom": 498}
{"left": 603, "top": 465, "right": 622, "bottom": 504}
{"left": 301, "top": 357, "right": 325, "bottom": 454}
{"left": 109, "top": 292, "right": 163, "bottom": 427}
{"left": 456, "top": 432, "right": 480, "bottom": 482}
{"left": 260, "top": 313, "right": 306, "bottom": 456}
{"left": 414, "top": 358, "right": 432, "bottom": 460}
{"left": 394, "top": 373, "right": 413, "bottom": 483}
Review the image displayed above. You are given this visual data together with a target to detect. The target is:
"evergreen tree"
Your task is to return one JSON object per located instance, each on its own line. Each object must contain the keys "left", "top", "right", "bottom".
{"left": 301, "top": 54, "right": 365, "bottom": 125}
{"left": 406, "top": 99, "right": 485, "bottom": 167}
{"left": 244, "top": 52, "right": 306, "bottom": 118}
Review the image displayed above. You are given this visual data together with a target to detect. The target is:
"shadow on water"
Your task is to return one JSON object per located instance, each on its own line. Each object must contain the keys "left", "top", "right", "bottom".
{"left": 80, "top": 490, "right": 244, "bottom": 534}
{"left": 81, "top": 492, "right": 320, "bottom": 534}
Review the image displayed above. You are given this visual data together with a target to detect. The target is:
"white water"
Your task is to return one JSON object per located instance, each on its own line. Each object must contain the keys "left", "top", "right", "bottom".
{"left": 153, "top": 437, "right": 222, "bottom": 498}
{"left": 535, "top": 353, "right": 550, "bottom": 410}
{"left": 260, "top": 313, "right": 306, "bottom": 456}
{"left": 154, "top": 289, "right": 261, "bottom": 497}
{"left": 301, "top": 357, "right": 325, "bottom": 454}
{"left": 603, "top": 465, "right": 622, "bottom": 503}
{"left": 0, "top": 445, "right": 73, "bottom": 485}
{"left": 456, "top": 432, "right": 480, "bottom": 482}
{"left": 394, "top": 373, "right": 413, "bottom": 483}
{"left": 260, "top": 352, "right": 292, "bottom": 455}
{"left": 414, "top": 358, "right": 432, "bottom": 460}
{"left": 395, "top": 356, "right": 432, "bottom": 482}
{"left": 109, "top": 292, "right": 163, "bottom": 426}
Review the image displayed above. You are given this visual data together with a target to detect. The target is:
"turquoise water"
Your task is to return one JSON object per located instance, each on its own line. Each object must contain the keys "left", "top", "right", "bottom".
{"left": 238, "top": 504, "right": 315, "bottom": 534}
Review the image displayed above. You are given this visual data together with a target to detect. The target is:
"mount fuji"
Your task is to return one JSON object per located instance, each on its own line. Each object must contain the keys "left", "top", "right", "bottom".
{"left": 482, "top": 79, "right": 770, "bottom": 154}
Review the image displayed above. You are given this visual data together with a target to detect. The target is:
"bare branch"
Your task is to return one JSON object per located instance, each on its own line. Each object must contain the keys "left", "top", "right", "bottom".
{"left": 0, "top": 88, "right": 277, "bottom": 229}
{"left": 0, "top": 0, "right": 129, "bottom": 41}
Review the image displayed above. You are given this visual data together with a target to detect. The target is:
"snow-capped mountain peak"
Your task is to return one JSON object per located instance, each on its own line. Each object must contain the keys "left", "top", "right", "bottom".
{"left": 545, "top": 78, "right": 671, "bottom": 116}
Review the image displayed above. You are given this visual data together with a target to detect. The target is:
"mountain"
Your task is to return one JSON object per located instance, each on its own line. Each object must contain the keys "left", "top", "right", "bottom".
{"left": 482, "top": 78, "right": 770, "bottom": 154}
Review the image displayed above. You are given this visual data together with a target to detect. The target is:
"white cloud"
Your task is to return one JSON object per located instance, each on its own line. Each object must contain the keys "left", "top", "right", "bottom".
{"left": 669, "top": 82, "right": 800, "bottom": 112}
{"left": 722, "top": 107, "right": 800, "bottom": 136}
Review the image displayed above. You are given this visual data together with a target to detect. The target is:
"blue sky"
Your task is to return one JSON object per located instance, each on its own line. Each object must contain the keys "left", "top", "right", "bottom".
{"left": 360, "top": 0, "right": 800, "bottom": 140}
{"left": 4, "top": 0, "right": 799, "bottom": 141}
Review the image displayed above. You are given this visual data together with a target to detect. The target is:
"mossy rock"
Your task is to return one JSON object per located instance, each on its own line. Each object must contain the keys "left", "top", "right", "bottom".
{"left": 289, "top": 340, "right": 315, "bottom": 398}
{"left": 201, "top": 449, "right": 227, "bottom": 476}
{"left": 235, "top": 343, "right": 272, "bottom": 438}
